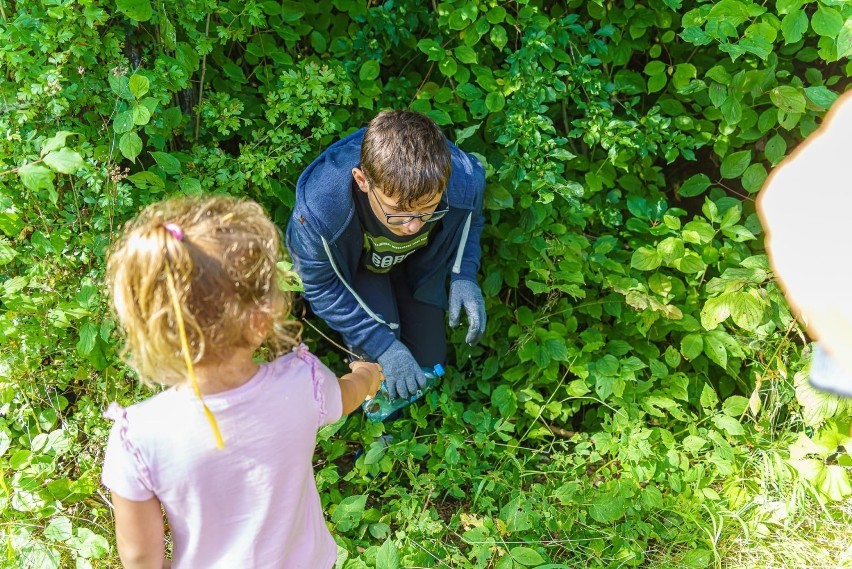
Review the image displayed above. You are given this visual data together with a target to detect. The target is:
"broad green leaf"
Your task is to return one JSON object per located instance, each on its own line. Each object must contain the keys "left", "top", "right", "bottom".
{"left": 631, "top": 247, "right": 662, "bottom": 271}
{"left": 805, "top": 86, "right": 839, "bottom": 109}
{"left": 729, "top": 291, "right": 764, "bottom": 330}
{"left": 0, "top": 213, "right": 24, "bottom": 237}
{"left": 678, "top": 173, "right": 711, "bottom": 197}
{"left": 713, "top": 413, "right": 744, "bottom": 436}
{"left": 44, "top": 517, "right": 73, "bottom": 542}
{"left": 43, "top": 148, "right": 84, "bottom": 174}
{"left": 454, "top": 45, "right": 477, "bottom": 64}
{"left": 359, "top": 60, "right": 380, "bottom": 81}
{"left": 331, "top": 494, "right": 367, "bottom": 532}
{"left": 648, "top": 73, "right": 667, "bottom": 93}
{"left": 781, "top": 11, "right": 808, "bottom": 44}
{"left": 113, "top": 110, "right": 134, "bottom": 134}
{"left": 657, "top": 237, "right": 685, "bottom": 263}
{"left": 417, "top": 39, "right": 444, "bottom": 62}
{"left": 126, "top": 171, "right": 165, "bottom": 191}
{"left": 70, "top": 528, "right": 109, "bottom": 559}
{"left": 376, "top": 538, "right": 400, "bottom": 569}
{"left": 439, "top": 57, "right": 457, "bottom": 77}
{"left": 128, "top": 74, "right": 150, "bottom": 98}
{"left": 510, "top": 547, "right": 545, "bottom": 566}
{"left": 811, "top": 6, "right": 843, "bottom": 37}
{"left": 720, "top": 150, "right": 751, "bottom": 179}
{"left": 764, "top": 134, "right": 787, "bottom": 165}
{"left": 723, "top": 395, "right": 749, "bottom": 417}
{"left": 132, "top": 104, "right": 151, "bottom": 125}
{"left": 741, "top": 163, "right": 767, "bottom": 193}
{"left": 151, "top": 151, "right": 181, "bottom": 175}
{"left": 18, "top": 163, "right": 55, "bottom": 192}
{"left": 119, "top": 132, "right": 143, "bottom": 162}
{"left": 704, "top": 334, "right": 728, "bottom": 368}
{"left": 700, "top": 384, "right": 719, "bottom": 411}
{"left": 838, "top": 20, "right": 852, "bottom": 59}
{"left": 701, "top": 295, "right": 730, "bottom": 330}
{"left": 490, "top": 25, "right": 508, "bottom": 50}
{"left": 77, "top": 321, "right": 97, "bottom": 356}
{"left": 589, "top": 494, "right": 625, "bottom": 523}
{"left": 644, "top": 60, "right": 666, "bottom": 76}
{"left": 40, "top": 131, "right": 75, "bottom": 156}
{"left": 0, "top": 242, "right": 18, "bottom": 266}
{"left": 770, "top": 86, "right": 806, "bottom": 114}
{"left": 116, "top": 0, "right": 153, "bottom": 21}
{"left": 681, "top": 334, "right": 704, "bottom": 360}
{"left": 683, "top": 435, "right": 707, "bottom": 452}
{"left": 485, "top": 92, "right": 505, "bottom": 112}
{"left": 487, "top": 6, "right": 507, "bottom": 23}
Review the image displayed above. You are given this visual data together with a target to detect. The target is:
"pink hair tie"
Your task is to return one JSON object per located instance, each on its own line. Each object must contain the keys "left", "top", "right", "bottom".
{"left": 164, "top": 223, "right": 183, "bottom": 241}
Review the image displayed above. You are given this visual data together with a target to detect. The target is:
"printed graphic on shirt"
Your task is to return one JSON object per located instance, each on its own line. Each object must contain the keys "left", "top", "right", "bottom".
{"left": 362, "top": 232, "right": 431, "bottom": 273}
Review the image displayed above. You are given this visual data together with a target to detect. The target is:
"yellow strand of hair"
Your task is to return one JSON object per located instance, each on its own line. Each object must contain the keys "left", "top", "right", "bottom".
{"left": 164, "top": 261, "right": 226, "bottom": 449}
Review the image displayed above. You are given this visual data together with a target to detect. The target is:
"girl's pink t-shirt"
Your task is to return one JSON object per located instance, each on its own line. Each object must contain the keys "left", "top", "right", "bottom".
{"left": 102, "top": 347, "right": 343, "bottom": 569}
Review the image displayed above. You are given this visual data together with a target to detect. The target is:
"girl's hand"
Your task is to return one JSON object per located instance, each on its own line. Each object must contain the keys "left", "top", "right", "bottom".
{"left": 349, "top": 361, "right": 383, "bottom": 399}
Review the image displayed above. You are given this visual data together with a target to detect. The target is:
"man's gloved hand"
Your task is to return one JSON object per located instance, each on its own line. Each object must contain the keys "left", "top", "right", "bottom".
{"left": 377, "top": 340, "right": 427, "bottom": 400}
{"left": 449, "top": 279, "right": 486, "bottom": 345}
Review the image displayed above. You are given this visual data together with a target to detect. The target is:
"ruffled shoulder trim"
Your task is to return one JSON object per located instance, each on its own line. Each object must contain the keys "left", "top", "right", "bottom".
{"left": 293, "top": 344, "right": 328, "bottom": 426}
{"left": 103, "top": 402, "right": 155, "bottom": 491}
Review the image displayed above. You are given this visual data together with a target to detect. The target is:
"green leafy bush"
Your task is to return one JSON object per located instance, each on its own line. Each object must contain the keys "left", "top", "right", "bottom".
{"left": 1, "top": 0, "right": 851, "bottom": 566}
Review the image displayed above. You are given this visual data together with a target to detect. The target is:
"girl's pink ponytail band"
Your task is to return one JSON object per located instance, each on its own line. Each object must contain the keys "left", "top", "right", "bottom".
{"left": 164, "top": 223, "right": 183, "bottom": 241}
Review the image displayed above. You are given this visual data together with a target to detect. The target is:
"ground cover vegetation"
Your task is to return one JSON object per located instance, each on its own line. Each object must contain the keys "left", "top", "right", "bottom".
{"left": 1, "top": 0, "right": 852, "bottom": 566}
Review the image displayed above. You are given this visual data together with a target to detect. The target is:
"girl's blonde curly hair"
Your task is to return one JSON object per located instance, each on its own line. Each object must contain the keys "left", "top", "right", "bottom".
{"left": 107, "top": 195, "right": 302, "bottom": 387}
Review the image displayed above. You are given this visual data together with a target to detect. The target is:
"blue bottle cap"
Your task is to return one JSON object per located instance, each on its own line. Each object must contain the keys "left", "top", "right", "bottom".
{"left": 433, "top": 363, "right": 445, "bottom": 377}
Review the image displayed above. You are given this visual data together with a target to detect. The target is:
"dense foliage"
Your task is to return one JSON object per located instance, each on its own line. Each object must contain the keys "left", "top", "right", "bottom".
{"left": 2, "top": 0, "right": 852, "bottom": 567}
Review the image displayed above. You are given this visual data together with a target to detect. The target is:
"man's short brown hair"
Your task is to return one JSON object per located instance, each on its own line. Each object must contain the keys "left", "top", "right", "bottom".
{"left": 360, "top": 110, "right": 451, "bottom": 208}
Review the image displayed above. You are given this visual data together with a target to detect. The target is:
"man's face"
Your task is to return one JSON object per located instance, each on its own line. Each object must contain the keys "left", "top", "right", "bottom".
{"left": 353, "top": 168, "right": 445, "bottom": 236}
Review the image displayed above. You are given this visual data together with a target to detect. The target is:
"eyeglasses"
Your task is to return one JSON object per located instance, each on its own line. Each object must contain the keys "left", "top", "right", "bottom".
{"left": 366, "top": 180, "right": 449, "bottom": 226}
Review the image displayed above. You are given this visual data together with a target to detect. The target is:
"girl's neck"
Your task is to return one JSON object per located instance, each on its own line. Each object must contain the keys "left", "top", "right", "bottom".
{"left": 191, "top": 348, "right": 260, "bottom": 395}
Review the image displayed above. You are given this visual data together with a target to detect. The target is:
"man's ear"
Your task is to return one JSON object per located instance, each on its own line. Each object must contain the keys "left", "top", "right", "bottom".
{"left": 352, "top": 168, "right": 369, "bottom": 194}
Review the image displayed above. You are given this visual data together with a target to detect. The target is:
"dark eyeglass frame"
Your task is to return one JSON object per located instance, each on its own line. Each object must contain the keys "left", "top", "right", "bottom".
{"left": 366, "top": 179, "right": 449, "bottom": 226}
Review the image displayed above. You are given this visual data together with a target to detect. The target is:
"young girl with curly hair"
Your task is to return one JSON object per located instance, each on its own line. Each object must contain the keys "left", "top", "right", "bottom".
{"left": 102, "top": 195, "right": 382, "bottom": 568}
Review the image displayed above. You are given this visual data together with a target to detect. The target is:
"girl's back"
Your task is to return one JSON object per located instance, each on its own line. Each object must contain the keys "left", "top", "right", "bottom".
{"left": 104, "top": 348, "right": 342, "bottom": 568}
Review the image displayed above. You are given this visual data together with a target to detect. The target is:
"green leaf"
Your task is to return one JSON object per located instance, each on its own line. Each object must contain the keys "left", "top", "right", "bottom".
{"left": 40, "top": 131, "right": 75, "bottom": 156}
{"left": 119, "top": 132, "right": 143, "bottom": 162}
{"left": 417, "top": 39, "right": 445, "bottom": 62}
{"left": 700, "top": 384, "right": 719, "bottom": 410}
{"left": 701, "top": 295, "right": 730, "bottom": 330}
{"left": 510, "top": 546, "right": 545, "bottom": 566}
{"left": 376, "top": 538, "right": 400, "bottom": 569}
{"left": 331, "top": 494, "right": 367, "bottom": 532}
{"left": 741, "top": 163, "right": 767, "bottom": 194}
{"left": 132, "top": 104, "right": 151, "bottom": 125}
{"left": 71, "top": 528, "right": 109, "bottom": 559}
{"left": 812, "top": 6, "right": 843, "bottom": 37}
{"left": 838, "top": 20, "right": 852, "bottom": 59}
{"left": 116, "top": 0, "right": 153, "bottom": 21}
{"left": 770, "top": 86, "right": 806, "bottom": 114}
{"left": 728, "top": 291, "right": 764, "bottom": 330}
{"left": 485, "top": 92, "right": 505, "bottom": 112}
{"left": 644, "top": 60, "right": 666, "bottom": 76}
{"left": 359, "top": 60, "right": 380, "bottom": 81}
{"left": 454, "top": 45, "right": 477, "bottom": 64}
{"left": 712, "top": 413, "right": 744, "bottom": 435}
{"left": 43, "top": 148, "right": 84, "bottom": 174}
{"left": 805, "top": 86, "right": 839, "bottom": 110}
{"left": 631, "top": 247, "right": 662, "bottom": 271}
{"left": 490, "top": 25, "right": 508, "bottom": 50}
{"left": 77, "top": 321, "right": 97, "bottom": 356}
{"left": 723, "top": 395, "right": 749, "bottom": 417}
{"left": 704, "top": 334, "right": 728, "bottom": 368}
{"left": 720, "top": 150, "right": 751, "bottom": 179}
{"left": 128, "top": 74, "right": 150, "bottom": 98}
{"left": 126, "top": 171, "right": 165, "bottom": 191}
{"left": 151, "top": 152, "right": 181, "bottom": 175}
{"left": 781, "top": 11, "right": 808, "bottom": 44}
{"left": 0, "top": 213, "right": 24, "bottom": 236}
{"left": 681, "top": 334, "right": 704, "bottom": 360}
{"left": 18, "top": 163, "right": 55, "bottom": 192}
{"left": 439, "top": 57, "right": 457, "bottom": 77}
{"left": 0, "top": 242, "right": 18, "bottom": 266}
{"left": 44, "top": 517, "right": 73, "bottom": 542}
{"left": 764, "top": 134, "right": 787, "bottom": 165}
{"left": 113, "top": 110, "right": 134, "bottom": 134}
{"left": 657, "top": 237, "right": 685, "bottom": 263}
{"left": 678, "top": 173, "right": 711, "bottom": 197}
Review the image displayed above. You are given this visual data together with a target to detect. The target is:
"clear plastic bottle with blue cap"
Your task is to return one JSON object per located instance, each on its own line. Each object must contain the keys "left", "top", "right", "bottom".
{"left": 362, "top": 364, "right": 445, "bottom": 422}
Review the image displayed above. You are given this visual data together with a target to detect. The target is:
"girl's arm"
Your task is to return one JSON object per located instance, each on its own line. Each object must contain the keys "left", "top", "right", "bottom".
{"left": 112, "top": 493, "right": 168, "bottom": 569}
{"left": 339, "top": 361, "right": 383, "bottom": 415}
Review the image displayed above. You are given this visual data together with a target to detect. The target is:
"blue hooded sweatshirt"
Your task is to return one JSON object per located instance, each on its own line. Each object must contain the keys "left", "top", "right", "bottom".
{"left": 285, "top": 128, "right": 485, "bottom": 360}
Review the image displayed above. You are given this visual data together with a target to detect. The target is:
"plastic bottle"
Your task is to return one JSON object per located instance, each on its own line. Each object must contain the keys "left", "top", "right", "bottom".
{"left": 362, "top": 364, "right": 445, "bottom": 422}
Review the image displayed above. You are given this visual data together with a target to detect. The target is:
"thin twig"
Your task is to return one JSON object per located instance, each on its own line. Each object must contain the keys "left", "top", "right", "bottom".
{"left": 194, "top": 13, "right": 211, "bottom": 141}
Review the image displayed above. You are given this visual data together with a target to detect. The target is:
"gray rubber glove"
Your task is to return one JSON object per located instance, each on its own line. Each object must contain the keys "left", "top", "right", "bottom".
{"left": 377, "top": 340, "right": 427, "bottom": 400}
{"left": 449, "top": 279, "right": 486, "bottom": 345}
